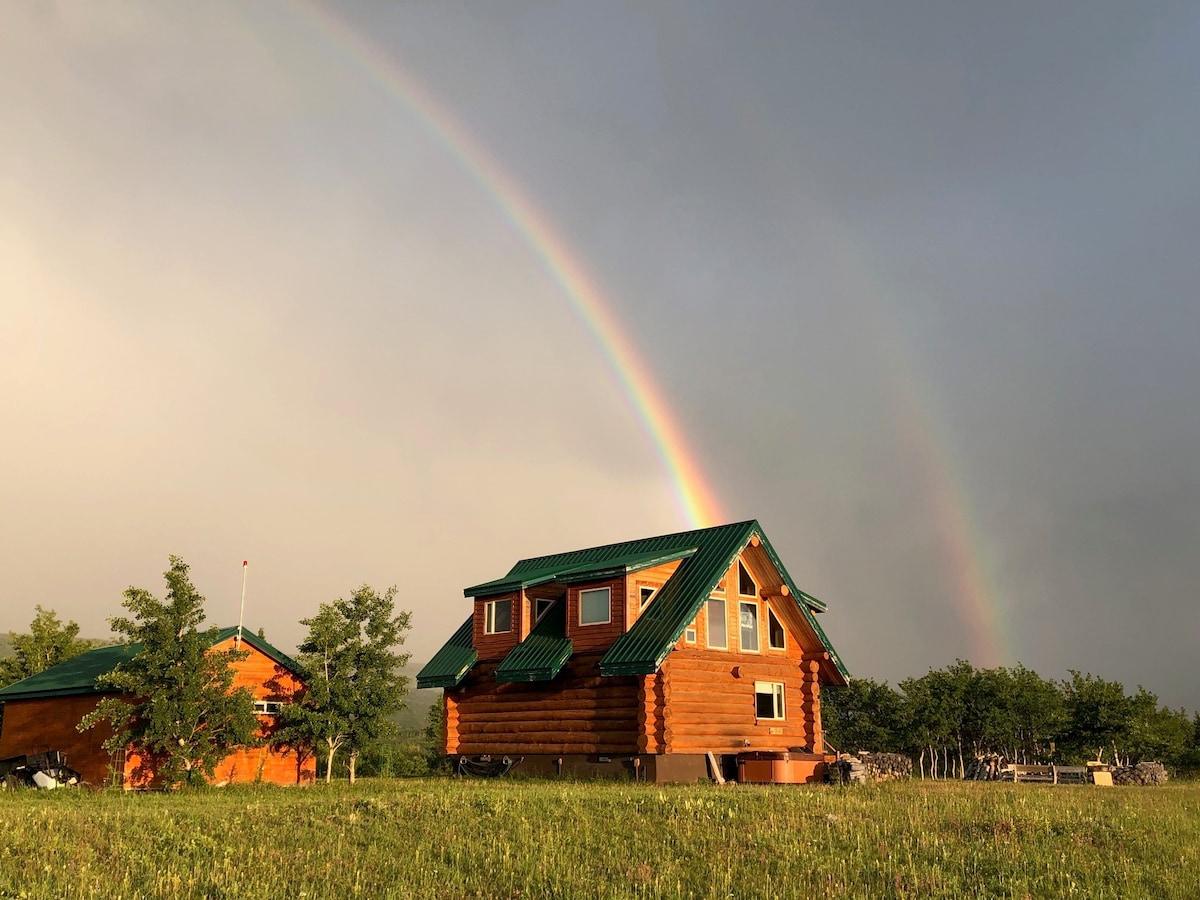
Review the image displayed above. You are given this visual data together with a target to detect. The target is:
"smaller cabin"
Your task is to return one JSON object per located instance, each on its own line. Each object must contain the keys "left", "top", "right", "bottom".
{"left": 418, "top": 520, "right": 849, "bottom": 782}
{"left": 0, "top": 627, "right": 315, "bottom": 788}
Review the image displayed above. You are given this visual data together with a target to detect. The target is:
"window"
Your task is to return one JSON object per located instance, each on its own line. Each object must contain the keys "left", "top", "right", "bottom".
{"left": 768, "top": 607, "right": 786, "bottom": 650}
{"left": 755, "top": 682, "right": 785, "bottom": 720}
{"left": 485, "top": 598, "right": 512, "bottom": 634}
{"left": 534, "top": 597, "right": 556, "bottom": 623}
{"left": 739, "top": 602, "right": 759, "bottom": 652}
{"left": 253, "top": 701, "right": 281, "bottom": 715}
{"left": 579, "top": 587, "right": 611, "bottom": 626}
{"left": 706, "top": 597, "right": 727, "bottom": 649}
{"left": 685, "top": 623, "right": 697, "bottom": 644}
{"left": 738, "top": 561, "right": 757, "bottom": 597}
{"left": 639, "top": 586, "right": 657, "bottom": 610}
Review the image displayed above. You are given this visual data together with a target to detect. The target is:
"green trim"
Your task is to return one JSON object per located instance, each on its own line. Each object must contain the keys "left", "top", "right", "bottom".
{"left": 495, "top": 601, "right": 572, "bottom": 683}
{"left": 0, "top": 625, "right": 302, "bottom": 702}
{"left": 416, "top": 617, "right": 478, "bottom": 689}
{"left": 465, "top": 547, "right": 699, "bottom": 598}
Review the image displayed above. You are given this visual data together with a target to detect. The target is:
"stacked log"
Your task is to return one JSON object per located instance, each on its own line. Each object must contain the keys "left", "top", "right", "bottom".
{"left": 835, "top": 751, "right": 913, "bottom": 783}
{"left": 1111, "top": 761, "right": 1169, "bottom": 785}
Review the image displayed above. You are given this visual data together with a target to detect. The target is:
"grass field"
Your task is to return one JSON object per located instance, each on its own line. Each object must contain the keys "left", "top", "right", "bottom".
{"left": 1, "top": 778, "right": 1198, "bottom": 899}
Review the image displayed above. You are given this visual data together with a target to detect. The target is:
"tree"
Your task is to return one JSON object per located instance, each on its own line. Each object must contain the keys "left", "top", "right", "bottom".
{"left": 274, "top": 584, "right": 411, "bottom": 784}
{"left": 821, "top": 678, "right": 908, "bottom": 754}
{"left": 0, "top": 606, "right": 97, "bottom": 688}
{"left": 78, "top": 556, "right": 259, "bottom": 788}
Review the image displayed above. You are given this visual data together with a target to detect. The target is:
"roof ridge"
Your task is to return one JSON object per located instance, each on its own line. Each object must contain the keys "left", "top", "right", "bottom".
{"left": 511, "top": 520, "right": 757, "bottom": 569}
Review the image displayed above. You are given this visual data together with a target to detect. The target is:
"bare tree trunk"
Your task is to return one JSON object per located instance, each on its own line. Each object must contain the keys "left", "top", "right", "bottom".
{"left": 348, "top": 751, "right": 358, "bottom": 785}
{"left": 325, "top": 742, "right": 336, "bottom": 784}
{"left": 918, "top": 748, "right": 926, "bottom": 780}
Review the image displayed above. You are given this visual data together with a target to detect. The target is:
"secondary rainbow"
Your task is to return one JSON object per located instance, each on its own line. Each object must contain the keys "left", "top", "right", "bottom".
{"left": 289, "top": 0, "right": 722, "bottom": 529}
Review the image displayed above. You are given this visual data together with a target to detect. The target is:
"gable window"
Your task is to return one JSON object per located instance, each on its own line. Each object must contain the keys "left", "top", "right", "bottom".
{"left": 685, "top": 622, "right": 697, "bottom": 644}
{"left": 738, "top": 561, "right": 757, "bottom": 597}
{"left": 579, "top": 587, "right": 611, "bottom": 626}
{"left": 485, "top": 598, "right": 512, "bottom": 635}
{"left": 755, "top": 682, "right": 785, "bottom": 720}
{"left": 768, "top": 607, "right": 786, "bottom": 650}
{"left": 739, "top": 602, "right": 759, "bottom": 652}
{"left": 639, "top": 586, "right": 657, "bottom": 610}
{"left": 706, "top": 597, "right": 727, "bottom": 649}
{"left": 534, "top": 597, "right": 556, "bottom": 623}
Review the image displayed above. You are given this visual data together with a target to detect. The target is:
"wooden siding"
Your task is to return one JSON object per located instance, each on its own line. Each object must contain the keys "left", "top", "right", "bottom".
{"left": 0, "top": 693, "right": 123, "bottom": 786}
{"left": 565, "top": 578, "right": 626, "bottom": 653}
{"left": 626, "top": 559, "right": 684, "bottom": 631}
{"left": 473, "top": 592, "right": 526, "bottom": 661}
{"left": 446, "top": 653, "right": 641, "bottom": 756}
{"left": 0, "top": 639, "right": 316, "bottom": 788}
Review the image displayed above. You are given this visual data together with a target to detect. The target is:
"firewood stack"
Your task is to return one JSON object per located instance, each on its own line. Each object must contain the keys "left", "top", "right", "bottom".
{"left": 835, "top": 751, "right": 913, "bottom": 783}
{"left": 1111, "top": 762, "right": 1169, "bottom": 785}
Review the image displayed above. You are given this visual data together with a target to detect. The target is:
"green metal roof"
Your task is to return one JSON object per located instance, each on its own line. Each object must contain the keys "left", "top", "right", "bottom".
{"left": 464, "top": 547, "right": 699, "bottom": 598}
{"left": 598, "top": 522, "right": 849, "bottom": 681}
{"left": 415, "top": 617, "right": 477, "bottom": 689}
{"left": 422, "top": 520, "right": 849, "bottom": 689}
{"left": 0, "top": 626, "right": 300, "bottom": 702}
{"left": 495, "top": 600, "right": 572, "bottom": 683}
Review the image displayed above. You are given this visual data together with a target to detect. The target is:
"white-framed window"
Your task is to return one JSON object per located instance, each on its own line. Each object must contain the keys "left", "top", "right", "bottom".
{"left": 253, "top": 701, "right": 281, "bottom": 715}
{"left": 768, "top": 607, "right": 786, "bottom": 650}
{"left": 755, "top": 682, "right": 785, "bottom": 720}
{"left": 738, "top": 561, "right": 757, "bottom": 597}
{"left": 739, "top": 602, "right": 759, "bottom": 652}
{"left": 534, "top": 597, "right": 556, "bottom": 623}
{"left": 485, "top": 598, "right": 512, "bottom": 635}
{"left": 639, "top": 586, "right": 657, "bottom": 610}
{"left": 706, "top": 597, "right": 727, "bottom": 649}
{"left": 685, "top": 620, "right": 697, "bottom": 644}
{"left": 579, "top": 587, "right": 611, "bottom": 626}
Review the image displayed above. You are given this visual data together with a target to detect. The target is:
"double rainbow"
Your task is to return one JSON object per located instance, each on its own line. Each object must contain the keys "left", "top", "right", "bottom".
{"left": 287, "top": 1, "right": 1009, "bottom": 666}
{"left": 291, "top": 0, "right": 723, "bottom": 530}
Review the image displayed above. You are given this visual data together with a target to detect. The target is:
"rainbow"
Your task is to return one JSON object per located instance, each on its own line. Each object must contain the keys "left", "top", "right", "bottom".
{"left": 288, "top": 0, "right": 722, "bottom": 530}
{"left": 820, "top": 237, "right": 1011, "bottom": 667}
{"left": 285, "top": 2, "right": 1010, "bottom": 666}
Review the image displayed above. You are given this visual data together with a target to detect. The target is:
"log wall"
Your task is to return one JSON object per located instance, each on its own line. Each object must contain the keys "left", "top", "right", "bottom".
{"left": 446, "top": 653, "right": 641, "bottom": 756}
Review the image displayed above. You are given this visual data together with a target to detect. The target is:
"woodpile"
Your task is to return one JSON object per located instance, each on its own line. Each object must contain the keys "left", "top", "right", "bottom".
{"left": 835, "top": 751, "right": 913, "bottom": 783}
{"left": 1111, "top": 762, "right": 1169, "bottom": 785}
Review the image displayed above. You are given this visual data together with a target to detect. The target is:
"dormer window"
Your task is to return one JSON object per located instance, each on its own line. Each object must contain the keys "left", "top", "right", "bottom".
{"left": 579, "top": 587, "right": 611, "bottom": 626}
{"left": 738, "top": 561, "right": 757, "bottom": 597}
{"left": 485, "top": 598, "right": 512, "bottom": 634}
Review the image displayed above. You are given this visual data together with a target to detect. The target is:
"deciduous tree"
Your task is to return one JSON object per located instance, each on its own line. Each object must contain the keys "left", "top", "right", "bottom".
{"left": 0, "top": 606, "right": 96, "bottom": 688}
{"left": 78, "top": 556, "right": 258, "bottom": 788}
{"left": 274, "top": 584, "right": 411, "bottom": 784}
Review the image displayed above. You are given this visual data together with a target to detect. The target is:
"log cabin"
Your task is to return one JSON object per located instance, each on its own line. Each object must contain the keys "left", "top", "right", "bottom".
{"left": 417, "top": 520, "right": 849, "bottom": 783}
{"left": 0, "top": 627, "right": 316, "bottom": 788}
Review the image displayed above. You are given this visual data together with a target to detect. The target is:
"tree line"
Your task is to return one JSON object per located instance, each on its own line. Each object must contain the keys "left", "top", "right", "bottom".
{"left": 0, "top": 556, "right": 413, "bottom": 787}
{"left": 821, "top": 660, "right": 1200, "bottom": 777}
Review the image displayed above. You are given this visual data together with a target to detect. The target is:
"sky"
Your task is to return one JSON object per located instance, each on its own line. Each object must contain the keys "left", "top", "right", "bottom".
{"left": 2, "top": 2, "right": 1198, "bottom": 708}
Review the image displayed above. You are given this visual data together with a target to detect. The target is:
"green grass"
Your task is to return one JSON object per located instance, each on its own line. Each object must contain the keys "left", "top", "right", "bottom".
{"left": 1, "top": 779, "right": 1198, "bottom": 899}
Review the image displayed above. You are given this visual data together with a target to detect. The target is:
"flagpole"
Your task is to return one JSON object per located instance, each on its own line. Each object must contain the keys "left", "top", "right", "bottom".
{"left": 236, "top": 560, "right": 248, "bottom": 649}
